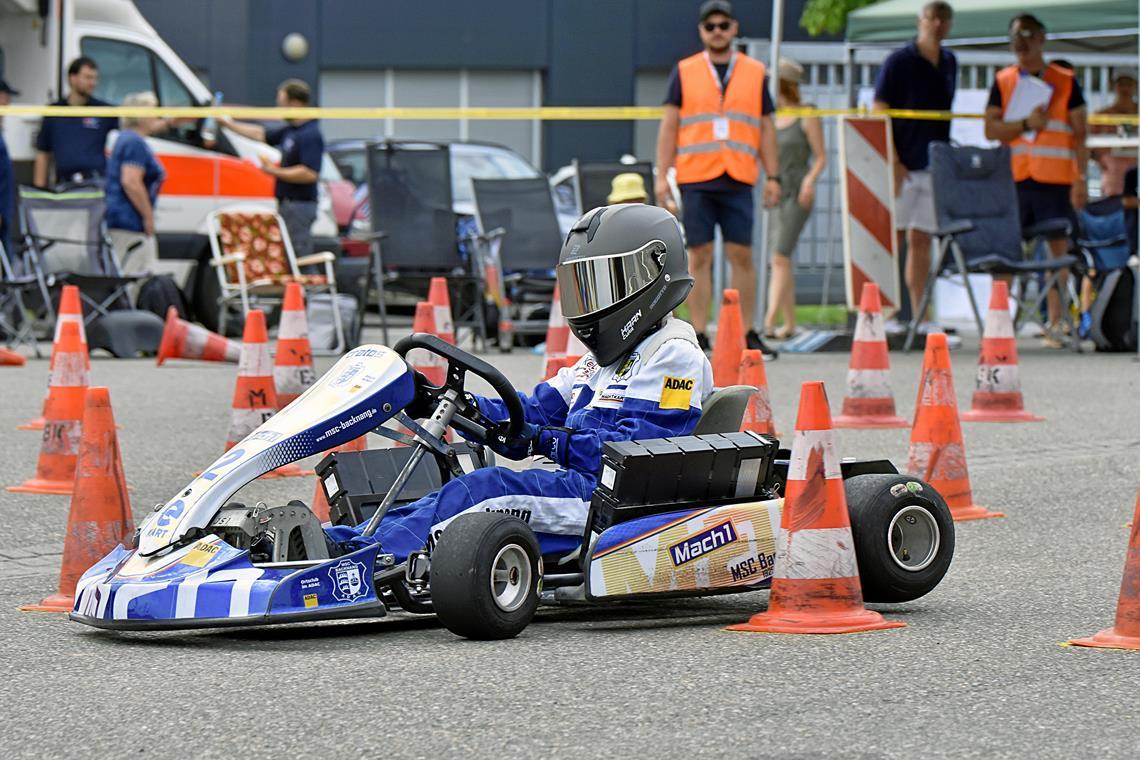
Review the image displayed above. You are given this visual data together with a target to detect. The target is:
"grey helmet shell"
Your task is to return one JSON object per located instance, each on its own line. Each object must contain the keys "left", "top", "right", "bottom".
{"left": 557, "top": 204, "right": 693, "bottom": 367}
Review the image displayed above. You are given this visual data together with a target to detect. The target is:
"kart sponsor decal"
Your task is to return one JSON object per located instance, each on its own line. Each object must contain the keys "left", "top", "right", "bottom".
{"left": 594, "top": 387, "right": 626, "bottom": 407}
{"left": 669, "top": 521, "right": 738, "bottom": 566}
{"left": 181, "top": 540, "right": 222, "bottom": 568}
{"left": 329, "top": 558, "right": 367, "bottom": 602}
{"left": 315, "top": 407, "right": 377, "bottom": 444}
{"left": 248, "top": 430, "right": 284, "bottom": 444}
{"left": 590, "top": 499, "right": 781, "bottom": 597}
{"left": 300, "top": 577, "right": 321, "bottom": 590}
{"left": 303, "top": 593, "right": 319, "bottom": 609}
{"left": 890, "top": 480, "right": 925, "bottom": 498}
{"left": 614, "top": 352, "right": 640, "bottom": 382}
{"left": 575, "top": 356, "right": 599, "bottom": 381}
{"left": 660, "top": 376, "right": 694, "bottom": 410}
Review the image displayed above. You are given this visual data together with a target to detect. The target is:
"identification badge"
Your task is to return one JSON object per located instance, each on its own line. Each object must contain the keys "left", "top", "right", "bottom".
{"left": 713, "top": 117, "right": 729, "bottom": 141}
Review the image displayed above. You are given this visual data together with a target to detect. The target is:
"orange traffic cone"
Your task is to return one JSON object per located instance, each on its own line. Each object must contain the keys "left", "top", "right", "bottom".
{"left": 738, "top": 349, "right": 777, "bottom": 436}
{"left": 728, "top": 381, "right": 905, "bottom": 635}
{"left": 225, "top": 310, "right": 310, "bottom": 478}
{"left": 962, "top": 281, "right": 1043, "bottom": 423}
{"left": 274, "top": 283, "right": 317, "bottom": 408}
{"left": 8, "top": 321, "right": 88, "bottom": 494}
{"left": 20, "top": 387, "right": 134, "bottom": 612}
{"left": 1069, "top": 492, "right": 1140, "bottom": 650}
{"left": 834, "top": 282, "right": 908, "bottom": 429}
{"left": 906, "top": 333, "right": 1002, "bottom": 521}
{"left": 310, "top": 435, "right": 368, "bottom": 523}
{"left": 428, "top": 277, "right": 456, "bottom": 345}
{"left": 407, "top": 302, "right": 447, "bottom": 386}
{"left": 711, "top": 289, "right": 745, "bottom": 387}
{"left": 0, "top": 347, "right": 25, "bottom": 366}
{"left": 18, "top": 284, "right": 88, "bottom": 431}
{"left": 542, "top": 356, "right": 579, "bottom": 382}
{"left": 156, "top": 306, "right": 241, "bottom": 366}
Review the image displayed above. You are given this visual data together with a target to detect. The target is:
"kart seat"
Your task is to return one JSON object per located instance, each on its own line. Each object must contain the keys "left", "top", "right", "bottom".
{"left": 693, "top": 385, "right": 756, "bottom": 435}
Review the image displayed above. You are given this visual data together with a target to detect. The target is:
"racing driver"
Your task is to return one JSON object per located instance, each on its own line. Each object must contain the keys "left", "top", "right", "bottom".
{"left": 328, "top": 203, "right": 713, "bottom": 560}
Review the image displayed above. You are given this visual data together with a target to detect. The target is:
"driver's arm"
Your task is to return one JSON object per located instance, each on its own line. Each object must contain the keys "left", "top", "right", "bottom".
{"left": 468, "top": 374, "right": 573, "bottom": 430}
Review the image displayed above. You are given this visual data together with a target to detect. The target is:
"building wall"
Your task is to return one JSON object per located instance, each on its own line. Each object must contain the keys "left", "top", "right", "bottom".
{"left": 136, "top": 0, "right": 834, "bottom": 170}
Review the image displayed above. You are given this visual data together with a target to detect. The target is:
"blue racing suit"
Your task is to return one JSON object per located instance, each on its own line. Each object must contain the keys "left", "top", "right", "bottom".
{"left": 330, "top": 317, "right": 712, "bottom": 560}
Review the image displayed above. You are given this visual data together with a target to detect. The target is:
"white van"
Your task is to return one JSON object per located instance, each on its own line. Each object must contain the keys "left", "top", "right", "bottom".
{"left": 0, "top": 0, "right": 338, "bottom": 291}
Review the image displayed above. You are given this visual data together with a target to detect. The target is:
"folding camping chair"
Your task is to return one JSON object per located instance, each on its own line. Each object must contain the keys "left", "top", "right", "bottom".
{"left": 365, "top": 141, "right": 503, "bottom": 348}
{"left": 908, "top": 143, "right": 1080, "bottom": 351}
{"left": 573, "top": 160, "right": 656, "bottom": 213}
{"left": 206, "top": 209, "right": 347, "bottom": 354}
{"left": 0, "top": 238, "right": 42, "bottom": 357}
{"left": 471, "top": 177, "right": 563, "bottom": 349}
{"left": 19, "top": 184, "right": 144, "bottom": 326}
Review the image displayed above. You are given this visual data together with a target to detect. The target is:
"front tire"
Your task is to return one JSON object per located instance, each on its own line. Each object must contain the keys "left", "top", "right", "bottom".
{"left": 430, "top": 513, "right": 541, "bottom": 640}
{"left": 845, "top": 474, "right": 955, "bottom": 604}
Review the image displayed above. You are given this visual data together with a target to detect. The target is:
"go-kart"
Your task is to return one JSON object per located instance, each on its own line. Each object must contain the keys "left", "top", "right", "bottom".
{"left": 69, "top": 335, "right": 955, "bottom": 639}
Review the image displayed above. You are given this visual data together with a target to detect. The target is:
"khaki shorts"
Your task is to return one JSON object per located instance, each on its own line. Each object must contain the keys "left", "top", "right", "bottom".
{"left": 895, "top": 170, "right": 938, "bottom": 234}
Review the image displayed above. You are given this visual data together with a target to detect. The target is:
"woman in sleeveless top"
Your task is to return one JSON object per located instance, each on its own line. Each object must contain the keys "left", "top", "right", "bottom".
{"left": 764, "top": 58, "right": 827, "bottom": 339}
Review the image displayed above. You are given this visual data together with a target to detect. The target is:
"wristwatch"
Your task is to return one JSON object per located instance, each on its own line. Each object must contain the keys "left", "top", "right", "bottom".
{"left": 766, "top": 175, "right": 782, "bottom": 185}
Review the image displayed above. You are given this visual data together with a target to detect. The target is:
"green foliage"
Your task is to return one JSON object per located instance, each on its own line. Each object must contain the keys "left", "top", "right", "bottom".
{"left": 799, "top": 0, "right": 880, "bottom": 37}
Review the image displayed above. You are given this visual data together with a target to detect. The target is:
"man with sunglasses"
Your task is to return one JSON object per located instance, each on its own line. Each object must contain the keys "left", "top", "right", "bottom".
{"left": 656, "top": 0, "right": 781, "bottom": 359}
{"left": 873, "top": 1, "right": 957, "bottom": 334}
{"left": 984, "top": 14, "right": 1088, "bottom": 347}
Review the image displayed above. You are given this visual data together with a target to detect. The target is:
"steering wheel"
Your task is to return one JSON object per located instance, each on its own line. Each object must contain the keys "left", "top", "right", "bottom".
{"left": 393, "top": 333, "right": 526, "bottom": 447}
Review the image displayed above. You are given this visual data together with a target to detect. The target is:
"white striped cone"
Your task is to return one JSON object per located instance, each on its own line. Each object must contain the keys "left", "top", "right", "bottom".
{"left": 428, "top": 277, "right": 456, "bottom": 345}
{"left": 834, "top": 283, "right": 907, "bottom": 428}
{"left": 407, "top": 302, "right": 447, "bottom": 386}
{"left": 18, "top": 287, "right": 89, "bottom": 431}
{"left": 728, "top": 381, "right": 904, "bottom": 635}
{"left": 962, "top": 281, "right": 1043, "bottom": 422}
{"left": 274, "top": 285, "right": 317, "bottom": 408}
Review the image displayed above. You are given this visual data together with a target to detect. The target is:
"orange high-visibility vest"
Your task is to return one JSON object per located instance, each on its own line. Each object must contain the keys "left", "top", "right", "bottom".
{"left": 996, "top": 63, "right": 1077, "bottom": 185}
{"left": 675, "top": 51, "right": 766, "bottom": 186}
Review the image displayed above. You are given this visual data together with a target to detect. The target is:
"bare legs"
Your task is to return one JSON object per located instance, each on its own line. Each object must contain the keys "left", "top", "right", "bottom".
{"left": 685, "top": 241, "right": 757, "bottom": 333}
{"left": 764, "top": 253, "right": 795, "bottom": 335}
{"left": 905, "top": 228, "right": 933, "bottom": 323}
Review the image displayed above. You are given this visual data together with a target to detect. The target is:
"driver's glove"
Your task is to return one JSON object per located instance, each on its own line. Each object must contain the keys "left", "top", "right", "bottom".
{"left": 488, "top": 421, "right": 541, "bottom": 460}
{"left": 533, "top": 427, "right": 573, "bottom": 467}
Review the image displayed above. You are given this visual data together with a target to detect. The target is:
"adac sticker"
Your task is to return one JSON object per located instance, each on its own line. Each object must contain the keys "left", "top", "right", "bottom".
{"left": 660, "top": 375, "right": 695, "bottom": 410}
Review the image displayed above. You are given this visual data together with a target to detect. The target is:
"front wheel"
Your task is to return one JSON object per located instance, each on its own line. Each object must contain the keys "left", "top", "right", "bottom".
{"left": 845, "top": 474, "right": 955, "bottom": 604}
{"left": 430, "top": 513, "right": 541, "bottom": 640}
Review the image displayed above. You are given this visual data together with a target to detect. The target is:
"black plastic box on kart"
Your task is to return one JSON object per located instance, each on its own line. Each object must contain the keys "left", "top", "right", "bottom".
{"left": 315, "top": 442, "right": 491, "bottom": 526}
{"left": 590, "top": 431, "right": 780, "bottom": 532}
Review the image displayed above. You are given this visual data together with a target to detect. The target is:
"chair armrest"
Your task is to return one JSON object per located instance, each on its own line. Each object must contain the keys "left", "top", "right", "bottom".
{"left": 209, "top": 251, "right": 246, "bottom": 267}
{"left": 1077, "top": 235, "right": 1129, "bottom": 249}
{"left": 1024, "top": 218, "right": 1071, "bottom": 240}
{"left": 462, "top": 226, "right": 506, "bottom": 244}
{"left": 935, "top": 220, "right": 975, "bottom": 236}
{"left": 296, "top": 251, "right": 336, "bottom": 267}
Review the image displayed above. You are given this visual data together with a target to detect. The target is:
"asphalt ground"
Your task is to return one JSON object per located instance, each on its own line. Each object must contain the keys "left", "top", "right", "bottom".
{"left": 1, "top": 322, "right": 1138, "bottom": 759}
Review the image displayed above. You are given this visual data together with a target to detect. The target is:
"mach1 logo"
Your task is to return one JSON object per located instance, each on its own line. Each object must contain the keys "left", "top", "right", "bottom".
{"left": 669, "top": 521, "right": 738, "bottom": 566}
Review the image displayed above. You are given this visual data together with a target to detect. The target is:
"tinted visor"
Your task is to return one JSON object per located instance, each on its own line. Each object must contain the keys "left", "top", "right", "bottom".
{"left": 558, "top": 240, "right": 667, "bottom": 319}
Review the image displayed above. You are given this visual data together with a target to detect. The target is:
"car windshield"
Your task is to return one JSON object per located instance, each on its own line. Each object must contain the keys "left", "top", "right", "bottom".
{"left": 451, "top": 147, "right": 540, "bottom": 205}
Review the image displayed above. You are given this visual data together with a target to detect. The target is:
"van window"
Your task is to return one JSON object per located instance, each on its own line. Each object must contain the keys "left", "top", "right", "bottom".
{"left": 155, "top": 57, "right": 194, "bottom": 107}
{"left": 82, "top": 37, "right": 154, "bottom": 104}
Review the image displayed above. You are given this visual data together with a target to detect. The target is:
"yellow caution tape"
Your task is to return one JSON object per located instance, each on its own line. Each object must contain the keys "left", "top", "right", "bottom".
{"left": 0, "top": 104, "right": 1136, "bottom": 125}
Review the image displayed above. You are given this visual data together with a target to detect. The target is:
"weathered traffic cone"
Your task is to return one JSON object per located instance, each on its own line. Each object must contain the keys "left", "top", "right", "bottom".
{"left": 542, "top": 356, "right": 579, "bottom": 382}
{"left": 962, "top": 281, "right": 1044, "bottom": 423}
{"left": 156, "top": 306, "right": 241, "bottom": 365}
{"left": 226, "top": 310, "right": 310, "bottom": 478}
{"left": 20, "top": 387, "right": 134, "bottom": 612}
{"left": 428, "top": 277, "right": 456, "bottom": 345}
{"left": 498, "top": 297, "right": 514, "bottom": 349}
{"left": 542, "top": 283, "right": 571, "bottom": 380}
{"left": 1069, "top": 492, "right": 1140, "bottom": 650}
{"left": 906, "top": 333, "right": 1002, "bottom": 521}
{"left": 727, "top": 381, "right": 905, "bottom": 634}
{"left": 310, "top": 435, "right": 368, "bottom": 523}
{"left": 0, "top": 347, "right": 25, "bottom": 366}
{"left": 406, "top": 302, "right": 447, "bottom": 386}
{"left": 738, "top": 349, "right": 777, "bottom": 436}
{"left": 18, "top": 284, "right": 88, "bottom": 431}
{"left": 833, "top": 282, "right": 908, "bottom": 428}
{"left": 711, "top": 289, "right": 745, "bottom": 387}
{"left": 274, "top": 282, "right": 317, "bottom": 408}
{"left": 8, "top": 321, "right": 88, "bottom": 494}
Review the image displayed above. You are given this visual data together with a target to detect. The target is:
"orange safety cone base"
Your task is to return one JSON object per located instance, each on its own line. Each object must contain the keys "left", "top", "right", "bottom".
{"left": 19, "top": 593, "right": 74, "bottom": 613}
{"left": 16, "top": 417, "right": 45, "bottom": 431}
{"left": 7, "top": 478, "right": 75, "bottom": 495}
{"left": 961, "top": 408, "right": 1045, "bottom": 423}
{"left": 950, "top": 503, "right": 1005, "bottom": 521}
{"left": 259, "top": 462, "right": 315, "bottom": 479}
{"left": 1067, "top": 628, "right": 1140, "bottom": 650}
{"left": 727, "top": 608, "right": 906, "bottom": 635}
{"left": 833, "top": 414, "right": 909, "bottom": 429}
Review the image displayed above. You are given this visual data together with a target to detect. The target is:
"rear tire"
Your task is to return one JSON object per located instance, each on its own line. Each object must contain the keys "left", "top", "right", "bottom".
{"left": 844, "top": 474, "right": 954, "bottom": 604}
{"left": 430, "top": 513, "right": 541, "bottom": 640}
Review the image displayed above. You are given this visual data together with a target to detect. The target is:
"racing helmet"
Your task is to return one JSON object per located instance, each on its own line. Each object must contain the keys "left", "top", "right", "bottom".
{"left": 556, "top": 204, "right": 692, "bottom": 367}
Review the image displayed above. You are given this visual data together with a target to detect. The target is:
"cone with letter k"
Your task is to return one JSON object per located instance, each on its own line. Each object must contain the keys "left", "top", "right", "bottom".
{"left": 727, "top": 381, "right": 905, "bottom": 635}
{"left": 961, "top": 280, "right": 1043, "bottom": 422}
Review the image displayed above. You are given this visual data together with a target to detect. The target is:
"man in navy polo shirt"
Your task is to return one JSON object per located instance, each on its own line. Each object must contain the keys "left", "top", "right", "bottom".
{"left": 222, "top": 79, "right": 324, "bottom": 258}
{"left": 873, "top": 1, "right": 956, "bottom": 332}
{"left": 0, "top": 79, "right": 18, "bottom": 259}
{"left": 34, "top": 57, "right": 119, "bottom": 187}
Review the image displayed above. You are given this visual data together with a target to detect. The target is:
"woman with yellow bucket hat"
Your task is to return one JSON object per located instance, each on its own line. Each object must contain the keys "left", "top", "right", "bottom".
{"left": 607, "top": 172, "right": 650, "bottom": 204}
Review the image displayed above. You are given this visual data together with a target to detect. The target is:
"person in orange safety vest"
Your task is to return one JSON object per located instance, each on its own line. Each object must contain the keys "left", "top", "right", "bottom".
{"left": 655, "top": 0, "right": 781, "bottom": 360}
{"left": 984, "top": 13, "right": 1088, "bottom": 347}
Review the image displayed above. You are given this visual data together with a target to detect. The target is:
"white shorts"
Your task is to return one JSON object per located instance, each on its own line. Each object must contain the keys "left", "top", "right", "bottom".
{"left": 894, "top": 170, "right": 938, "bottom": 234}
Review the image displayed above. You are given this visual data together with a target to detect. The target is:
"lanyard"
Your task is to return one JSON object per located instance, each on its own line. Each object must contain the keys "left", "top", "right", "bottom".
{"left": 703, "top": 50, "right": 736, "bottom": 103}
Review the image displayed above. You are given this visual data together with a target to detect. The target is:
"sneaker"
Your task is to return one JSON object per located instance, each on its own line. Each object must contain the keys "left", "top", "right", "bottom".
{"left": 746, "top": 329, "right": 779, "bottom": 360}
{"left": 1040, "top": 322, "right": 1068, "bottom": 349}
{"left": 917, "top": 321, "right": 940, "bottom": 335}
{"left": 695, "top": 332, "right": 710, "bottom": 352}
{"left": 883, "top": 317, "right": 907, "bottom": 336}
